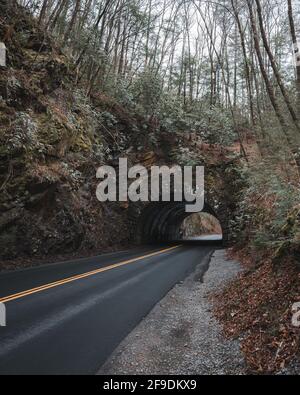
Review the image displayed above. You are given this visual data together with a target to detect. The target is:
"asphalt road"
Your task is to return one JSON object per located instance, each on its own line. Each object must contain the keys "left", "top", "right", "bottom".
{"left": 0, "top": 242, "right": 218, "bottom": 375}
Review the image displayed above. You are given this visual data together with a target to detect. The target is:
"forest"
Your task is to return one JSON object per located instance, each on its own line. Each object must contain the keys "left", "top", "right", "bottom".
{"left": 0, "top": 0, "right": 300, "bottom": 374}
{"left": 20, "top": 0, "right": 299, "bottom": 142}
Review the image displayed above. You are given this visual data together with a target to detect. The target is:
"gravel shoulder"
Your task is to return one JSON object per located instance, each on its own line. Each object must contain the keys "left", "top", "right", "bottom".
{"left": 98, "top": 249, "right": 246, "bottom": 375}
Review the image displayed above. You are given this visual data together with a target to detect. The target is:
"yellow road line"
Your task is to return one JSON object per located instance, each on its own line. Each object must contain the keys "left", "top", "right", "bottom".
{"left": 0, "top": 245, "right": 181, "bottom": 304}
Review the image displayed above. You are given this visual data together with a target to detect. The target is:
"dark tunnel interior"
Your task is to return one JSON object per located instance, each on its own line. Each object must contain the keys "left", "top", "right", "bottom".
{"left": 139, "top": 202, "right": 223, "bottom": 244}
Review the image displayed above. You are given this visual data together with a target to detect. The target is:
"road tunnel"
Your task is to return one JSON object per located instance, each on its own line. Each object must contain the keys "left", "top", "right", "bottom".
{"left": 138, "top": 201, "right": 223, "bottom": 243}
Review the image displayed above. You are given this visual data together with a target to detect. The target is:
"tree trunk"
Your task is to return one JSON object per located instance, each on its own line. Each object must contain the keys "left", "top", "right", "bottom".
{"left": 39, "top": 0, "right": 49, "bottom": 25}
{"left": 247, "top": 0, "right": 292, "bottom": 145}
{"left": 64, "top": 0, "right": 81, "bottom": 42}
{"left": 48, "top": 0, "right": 68, "bottom": 31}
{"left": 144, "top": 0, "right": 152, "bottom": 69}
{"left": 287, "top": 0, "right": 300, "bottom": 115}
{"left": 231, "top": 0, "right": 256, "bottom": 126}
{"left": 255, "top": 0, "right": 299, "bottom": 131}
{"left": 75, "top": 0, "right": 111, "bottom": 68}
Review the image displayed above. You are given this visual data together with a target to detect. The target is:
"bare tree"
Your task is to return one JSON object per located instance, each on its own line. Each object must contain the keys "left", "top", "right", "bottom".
{"left": 255, "top": 0, "right": 299, "bottom": 131}
{"left": 64, "top": 0, "right": 81, "bottom": 42}
{"left": 287, "top": 0, "right": 300, "bottom": 114}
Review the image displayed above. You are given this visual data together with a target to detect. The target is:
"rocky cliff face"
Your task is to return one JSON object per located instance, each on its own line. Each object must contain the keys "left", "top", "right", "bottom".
{"left": 0, "top": 2, "right": 154, "bottom": 269}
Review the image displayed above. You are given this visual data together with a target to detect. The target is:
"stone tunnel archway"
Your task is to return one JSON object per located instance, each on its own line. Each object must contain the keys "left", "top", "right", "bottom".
{"left": 137, "top": 200, "right": 229, "bottom": 245}
{"left": 125, "top": 155, "right": 240, "bottom": 247}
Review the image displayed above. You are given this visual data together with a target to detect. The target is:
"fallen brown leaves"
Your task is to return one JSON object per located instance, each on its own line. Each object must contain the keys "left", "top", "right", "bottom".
{"left": 212, "top": 254, "right": 300, "bottom": 374}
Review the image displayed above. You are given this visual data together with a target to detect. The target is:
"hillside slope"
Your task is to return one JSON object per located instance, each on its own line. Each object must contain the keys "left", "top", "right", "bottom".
{"left": 0, "top": 2, "right": 152, "bottom": 268}
{"left": 0, "top": 2, "right": 237, "bottom": 270}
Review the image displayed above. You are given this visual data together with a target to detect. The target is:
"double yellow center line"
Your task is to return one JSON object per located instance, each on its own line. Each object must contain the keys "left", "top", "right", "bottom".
{"left": 0, "top": 245, "right": 181, "bottom": 304}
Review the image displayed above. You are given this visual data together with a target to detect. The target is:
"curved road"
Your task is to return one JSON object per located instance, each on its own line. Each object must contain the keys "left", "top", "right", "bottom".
{"left": 0, "top": 241, "right": 219, "bottom": 375}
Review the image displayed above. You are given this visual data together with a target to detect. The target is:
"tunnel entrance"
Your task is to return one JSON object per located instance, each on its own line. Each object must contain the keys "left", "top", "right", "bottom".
{"left": 138, "top": 201, "right": 224, "bottom": 244}
{"left": 129, "top": 163, "right": 237, "bottom": 246}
